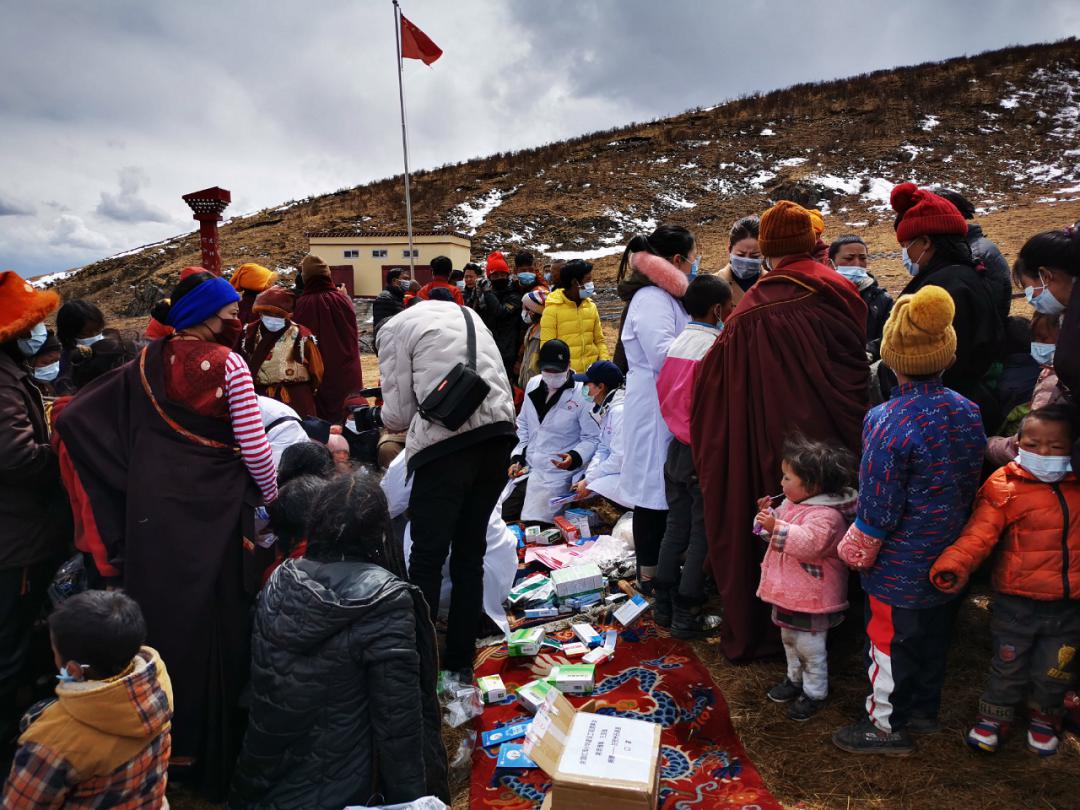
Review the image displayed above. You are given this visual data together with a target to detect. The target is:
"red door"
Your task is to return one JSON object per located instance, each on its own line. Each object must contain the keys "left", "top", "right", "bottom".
{"left": 330, "top": 265, "right": 355, "bottom": 297}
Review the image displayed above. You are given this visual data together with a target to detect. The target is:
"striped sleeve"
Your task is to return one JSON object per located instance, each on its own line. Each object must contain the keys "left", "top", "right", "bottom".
{"left": 224, "top": 352, "right": 278, "bottom": 503}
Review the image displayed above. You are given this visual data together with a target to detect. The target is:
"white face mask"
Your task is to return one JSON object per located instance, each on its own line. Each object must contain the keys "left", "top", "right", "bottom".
{"left": 730, "top": 254, "right": 762, "bottom": 280}
{"left": 17, "top": 321, "right": 48, "bottom": 357}
{"left": 541, "top": 370, "right": 568, "bottom": 390}
{"left": 834, "top": 264, "right": 871, "bottom": 286}
{"left": 1030, "top": 342, "right": 1056, "bottom": 366}
{"left": 579, "top": 281, "right": 595, "bottom": 299}
{"left": 261, "top": 315, "right": 287, "bottom": 332}
{"left": 1016, "top": 448, "right": 1073, "bottom": 483}
{"left": 75, "top": 333, "right": 105, "bottom": 347}
{"left": 32, "top": 361, "right": 60, "bottom": 382}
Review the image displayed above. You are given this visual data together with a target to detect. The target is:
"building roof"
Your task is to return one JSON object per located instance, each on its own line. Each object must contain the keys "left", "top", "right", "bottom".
{"left": 307, "top": 229, "right": 470, "bottom": 240}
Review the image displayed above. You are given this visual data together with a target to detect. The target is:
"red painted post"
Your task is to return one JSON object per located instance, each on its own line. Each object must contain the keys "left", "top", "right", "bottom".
{"left": 182, "top": 186, "right": 231, "bottom": 276}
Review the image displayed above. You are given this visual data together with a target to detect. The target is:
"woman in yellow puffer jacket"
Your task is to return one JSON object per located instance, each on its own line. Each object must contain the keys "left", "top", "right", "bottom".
{"left": 539, "top": 259, "right": 609, "bottom": 373}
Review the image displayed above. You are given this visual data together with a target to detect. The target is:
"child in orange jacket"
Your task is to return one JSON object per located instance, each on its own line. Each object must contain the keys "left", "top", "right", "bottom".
{"left": 931, "top": 405, "right": 1080, "bottom": 756}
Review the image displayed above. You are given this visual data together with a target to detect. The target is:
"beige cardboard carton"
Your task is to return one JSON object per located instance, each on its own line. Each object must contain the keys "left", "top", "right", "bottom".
{"left": 525, "top": 689, "right": 661, "bottom": 809}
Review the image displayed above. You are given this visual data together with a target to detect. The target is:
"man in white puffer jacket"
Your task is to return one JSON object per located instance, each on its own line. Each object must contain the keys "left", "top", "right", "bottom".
{"left": 371, "top": 299, "right": 517, "bottom": 678}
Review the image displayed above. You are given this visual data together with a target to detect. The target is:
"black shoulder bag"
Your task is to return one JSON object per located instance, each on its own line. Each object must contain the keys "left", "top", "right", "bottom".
{"left": 417, "top": 306, "right": 491, "bottom": 431}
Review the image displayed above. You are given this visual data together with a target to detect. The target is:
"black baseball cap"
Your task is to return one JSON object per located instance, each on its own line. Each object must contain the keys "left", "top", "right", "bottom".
{"left": 538, "top": 339, "right": 571, "bottom": 371}
{"left": 573, "top": 360, "right": 624, "bottom": 388}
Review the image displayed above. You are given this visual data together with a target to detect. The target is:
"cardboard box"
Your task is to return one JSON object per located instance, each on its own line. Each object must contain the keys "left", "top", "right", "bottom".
{"left": 508, "top": 626, "right": 545, "bottom": 657}
{"left": 553, "top": 516, "right": 581, "bottom": 544}
{"left": 517, "top": 678, "right": 555, "bottom": 713}
{"left": 563, "top": 507, "right": 595, "bottom": 538}
{"left": 525, "top": 525, "right": 543, "bottom": 540}
{"left": 571, "top": 622, "right": 603, "bottom": 648}
{"left": 549, "top": 664, "right": 595, "bottom": 695}
{"left": 477, "top": 674, "right": 507, "bottom": 704}
{"left": 538, "top": 528, "right": 563, "bottom": 546}
{"left": 613, "top": 593, "right": 650, "bottom": 627}
{"left": 552, "top": 564, "right": 604, "bottom": 599}
{"left": 582, "top": 629, "right": 618, "bottom": 665}
{"left": 525, "top": 690, "right": 661, "bottom": 810}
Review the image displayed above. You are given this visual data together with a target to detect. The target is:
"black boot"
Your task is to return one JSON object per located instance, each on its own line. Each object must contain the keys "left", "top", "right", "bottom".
{"left": 671, "top": 594, "right": 719, "bottom": 640}
{"left": 652, "top": 583, "right": 673, "bottom": 628}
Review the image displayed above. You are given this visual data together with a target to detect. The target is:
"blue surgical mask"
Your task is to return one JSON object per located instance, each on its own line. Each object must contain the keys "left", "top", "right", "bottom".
{"left": 901, "top": 246, "right": 920, "bottom": 276}
{"left": 1016, "top": 448, "right": 1072, "bottom": 483}
{"left": 456, "top": 280, "right": 466, "bottom": 290}
{"left": 518, "top": 272, "right": 537, "bottom": 287}
{"left": 729, "top": 255, "right": 761, "bottom": 280}
{"left": 32, "top": 361, "right": 60, "bottom": 382}
{"left": 1031, "top": 342, "right": 1056, "bottom": 366}
{"left": 580, "top": 385, "right": 593, "bottom": 401}
{"left": 261, "top": 315, "right": 287, "bottom": 333}
{"left": 75, "top": 333, "right": 104, "bottom": 347}
{"left": 17, "top": 322, "right": 48, "bottom": 357}
{"left": 689, "top": 258, "right": 700, "bottom": 278}
{"left": 580, "top": 281, "right": 595, "bottom": 299}
{"left": 834, "top": 264, "right": 871, "bottom": 286}
{"left": 1025, "top": 282, "right": 1067, "bottom": 316}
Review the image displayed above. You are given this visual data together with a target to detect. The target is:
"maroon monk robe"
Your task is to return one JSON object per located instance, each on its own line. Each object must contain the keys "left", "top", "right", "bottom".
{"left": 691, "top": 256, "right": 869, "bottom": 661}
{"left": 292, "top": 274, "right": 363, "bottom": 423}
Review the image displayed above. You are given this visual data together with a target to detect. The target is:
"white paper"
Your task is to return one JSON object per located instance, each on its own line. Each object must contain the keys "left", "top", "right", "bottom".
{"left": 558, "top": 714, "right": 655, "bottom": 785}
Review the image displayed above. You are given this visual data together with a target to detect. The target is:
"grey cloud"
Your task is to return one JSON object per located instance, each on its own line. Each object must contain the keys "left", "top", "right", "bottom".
{"left": 96, "top": 167, "right": 171, "bottom": 223}
{"left": 51, "top": 214, "right": 110, "bottom": 251}
{"left": 0, "top": 193, "right": 34, "bottom": 216}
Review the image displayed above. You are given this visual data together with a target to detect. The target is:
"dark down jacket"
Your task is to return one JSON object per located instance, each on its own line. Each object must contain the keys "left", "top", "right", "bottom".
{"left": 229, "top": 558, "right": 448, "bottom": 810}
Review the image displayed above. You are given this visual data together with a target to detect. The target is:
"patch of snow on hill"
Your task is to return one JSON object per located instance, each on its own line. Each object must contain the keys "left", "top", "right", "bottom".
{"left": 809, "top": 174, "right": 861, "bottom": 194}
{"left": 456, "top": 188, "right": 513, "bottom": 235}
{"left": 861, "top": 177, "right": 895, "bottom": 209}
{"left": 776, "top": 157, "right": 808, "bottom": 168}
{"left": 919, "top": 115, "right": 940, "bottom": 131}
{"left": 747, "top": 170, "right": 776, "bottom": 188}
{"left": 546, "top": 246, "right": 625, "bottom": 261}
{"left": 760, "top": 128, "right": 775, "bottom": 136}
{"left": 658, "top": 192, "right": 696, "bottom": 209}
{"left": 31, "top": 269, "right": 80, "bottom": 288}
{"left": 1000, "top": 96, "right": 1020, "bottom": 109}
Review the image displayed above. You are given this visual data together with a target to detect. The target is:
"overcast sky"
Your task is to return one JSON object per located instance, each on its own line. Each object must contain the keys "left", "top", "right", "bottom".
{"left": 2, "top": 0, "right": 1079, "bottom": 278}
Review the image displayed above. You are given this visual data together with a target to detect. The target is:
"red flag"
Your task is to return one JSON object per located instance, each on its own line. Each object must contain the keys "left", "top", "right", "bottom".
{"left": 400, "top": 13, "right": 442, "bottom": 65}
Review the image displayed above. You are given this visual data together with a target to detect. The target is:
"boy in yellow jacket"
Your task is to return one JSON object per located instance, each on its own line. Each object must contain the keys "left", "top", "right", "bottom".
{"left": 2, "top": 591, "right": 173, "bottom": 808}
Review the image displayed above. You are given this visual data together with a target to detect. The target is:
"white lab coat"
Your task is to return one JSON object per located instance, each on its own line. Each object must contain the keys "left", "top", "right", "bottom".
{"left": 511, "top": 373, "right": 600, "bottom": 523}
{"left": 583, "top": 387, "right": 628, "bottom": 506}
{"left": 616, "top": 286, "right": 689, "bottom": 510}
{"left": 381, "top": 452, "right": 517, "bottom": 636}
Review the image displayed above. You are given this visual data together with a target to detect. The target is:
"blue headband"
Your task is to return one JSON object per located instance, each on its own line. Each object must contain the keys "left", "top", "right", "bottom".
{"left": 167, "top": 276, "right": 241, "bottom": 330}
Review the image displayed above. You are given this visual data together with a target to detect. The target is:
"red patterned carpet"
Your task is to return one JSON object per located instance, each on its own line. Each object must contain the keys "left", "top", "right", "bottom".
{"left": 469, "top": 620, "right": 782, "bottom": 809}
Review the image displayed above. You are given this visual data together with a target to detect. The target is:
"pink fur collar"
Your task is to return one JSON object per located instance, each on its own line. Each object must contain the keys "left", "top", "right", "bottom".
{"left": 631, "top": 251, "right": 689, "bottom": 298}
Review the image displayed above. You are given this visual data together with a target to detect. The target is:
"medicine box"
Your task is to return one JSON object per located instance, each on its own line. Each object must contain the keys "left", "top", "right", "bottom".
{"left": 508, "top": 626, "right": 545, "bottom": 657}
{"left": 571, "top": 622, "right": 603, "bottom": 648}
{"left": 552, "top": 563, "right": 604, "bottom": 599}
{"left": 508, "top": 573, "right": 551, "bottom": 605}
{"left": 496, "top": 743, "right": 538, "bottom": 769}
{"left": 553, "top": 516, "right": 581, "bottom": 544}
{"left": 613, "top": 593, "right": 650, "bottom": 627}
{"left": 561, "top": 642, "right": 589, "bottom": 657}
{"left": 517, "top": 678, "right": 555, "bottom": 713}
{"left": 477, "top": 674, "right": 507, "bottom": 704}
{"left": 482, "top": 719, "right": 532, "bottom": 748}
{"left": 549, "top": 664, "right": 596, "bottom": 695}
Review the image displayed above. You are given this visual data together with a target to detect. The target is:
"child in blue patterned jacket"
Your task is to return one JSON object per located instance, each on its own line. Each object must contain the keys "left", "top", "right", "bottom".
{"left": 832, "top": 286, "right": 986, "bottom": 756}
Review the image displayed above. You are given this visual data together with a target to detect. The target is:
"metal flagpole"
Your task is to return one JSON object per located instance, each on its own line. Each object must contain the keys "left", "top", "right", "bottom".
{"left": 393, "top": 0, "right": 416, "bottom": 274}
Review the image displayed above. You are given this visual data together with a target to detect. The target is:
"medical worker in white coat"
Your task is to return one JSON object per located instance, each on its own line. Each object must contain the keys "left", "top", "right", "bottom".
{"left": 504, "top": 339, "right": 600, "bottom": 524}
{"left": 612, "top": 226, "right": 695, "bottom": 591}
{"left": 571, "top": 360, "right": 629, "bottom": 507}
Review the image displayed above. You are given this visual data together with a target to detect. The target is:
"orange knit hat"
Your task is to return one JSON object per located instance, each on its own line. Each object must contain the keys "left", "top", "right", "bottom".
{"left": 0, "top": 271, "right": 60, "bottom": 344}
{"left": 758, "top": 201, "right": 817, "bottom": 258}
{"left": 230, "top": 263, "right": 278, "bottom": 293}
{"left": 807, "top": 208, "right": 826, "bottom": 237}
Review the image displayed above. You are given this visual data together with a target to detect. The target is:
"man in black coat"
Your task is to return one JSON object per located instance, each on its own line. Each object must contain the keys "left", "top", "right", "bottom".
{"left": 372, "top": 268, "right": 409, "bottom": 344}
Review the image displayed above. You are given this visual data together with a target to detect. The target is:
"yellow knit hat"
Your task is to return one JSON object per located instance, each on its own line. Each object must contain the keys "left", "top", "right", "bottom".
{"left": 881, "top": 285, "right": 957, "bottom": 376}
{"left": 229, "top": 263, "right": 277, "bottom": 293}
{"left": 807, "top": 208, "right": 825, "bottom": 237}
{"left": 758, "top": 200, "right": 817, "bottom": 258}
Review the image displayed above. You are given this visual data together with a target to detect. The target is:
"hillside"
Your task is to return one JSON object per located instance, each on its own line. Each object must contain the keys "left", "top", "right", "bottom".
{"left": 48, "top": 38, "right": 1080, "bottom": 322}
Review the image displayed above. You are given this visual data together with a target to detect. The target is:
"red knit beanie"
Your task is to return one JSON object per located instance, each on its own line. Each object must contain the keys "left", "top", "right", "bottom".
{"left": 891, "top": 182, "right": 968, "bottom": 244}
{"left": 486, "top": 251, "right": 510, "bottom": 276}
{"left": 252, "top": 286, "right": 296, "bottom": 317}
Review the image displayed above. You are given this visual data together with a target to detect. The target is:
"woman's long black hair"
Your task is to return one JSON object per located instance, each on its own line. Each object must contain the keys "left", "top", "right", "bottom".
{"left": 616, "top": 224, "right": 695, "bottom": 284}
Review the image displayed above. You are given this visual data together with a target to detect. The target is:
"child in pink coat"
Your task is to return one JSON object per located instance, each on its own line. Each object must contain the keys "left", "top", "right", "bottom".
{"left": 754, "top": 436, "right": 858, "bottom": 721}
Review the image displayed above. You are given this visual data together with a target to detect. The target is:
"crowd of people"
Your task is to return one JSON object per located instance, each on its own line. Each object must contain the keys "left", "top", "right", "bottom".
{"left": 2, "top": 178, "right": 1080, "bottom": 807}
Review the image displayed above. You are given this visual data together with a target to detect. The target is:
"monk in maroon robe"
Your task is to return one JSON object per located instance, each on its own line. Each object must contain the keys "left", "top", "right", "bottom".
{"left": 691, "top": 201, "right": 869, "bottom": 661}
{"left": 292, "top": 254, "right": 363, "bottom": 423}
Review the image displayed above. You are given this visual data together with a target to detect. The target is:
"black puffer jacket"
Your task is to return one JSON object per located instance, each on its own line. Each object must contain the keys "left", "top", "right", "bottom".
{"left": 967, "top": 223, "right": 1012, "bottom": 326}
{"left": 489, "top": 282, "right": 523, "bottom": 376}
{"left": 372, "top": 285, "right": 406, "bottom": 344}
{"left": 858, "top": 274, "right": 894, "bottom": 348}
{"left": 229, "top": 558, "right": 448, "bottom": 810}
